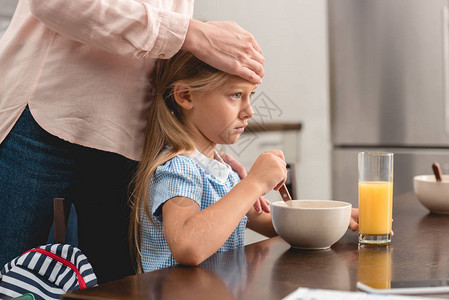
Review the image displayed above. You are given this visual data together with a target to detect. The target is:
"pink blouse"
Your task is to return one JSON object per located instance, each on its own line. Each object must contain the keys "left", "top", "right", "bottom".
{"left": 0, "top": 0, "right": 193, "bottom": 161}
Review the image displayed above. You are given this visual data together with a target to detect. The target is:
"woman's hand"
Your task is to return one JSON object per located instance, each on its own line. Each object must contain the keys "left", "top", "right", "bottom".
{"left": 219, "top": 151, "right": 271, "bottom": 213}
{"left": 182, "top": 19, "right": 265, "bottom": 84}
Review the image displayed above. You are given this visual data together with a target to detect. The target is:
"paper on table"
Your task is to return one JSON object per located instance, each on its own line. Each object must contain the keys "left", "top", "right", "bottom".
{"left": 282, "top": 288, "right": 445, "bottom": 300}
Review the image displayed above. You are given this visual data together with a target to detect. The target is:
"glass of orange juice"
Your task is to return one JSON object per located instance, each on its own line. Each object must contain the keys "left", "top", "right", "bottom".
{"left": 358, "top": 152, "right": 394, "bottom": 245}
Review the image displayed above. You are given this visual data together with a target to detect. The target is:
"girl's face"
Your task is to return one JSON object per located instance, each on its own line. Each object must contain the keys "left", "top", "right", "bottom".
{"left": 186, "top": 76, "right": 257, "bottom": 155}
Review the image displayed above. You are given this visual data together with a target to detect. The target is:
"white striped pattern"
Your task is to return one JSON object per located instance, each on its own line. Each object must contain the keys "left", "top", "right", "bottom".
{"left": 0, "top": 244, "right": 97, "bottom": 300}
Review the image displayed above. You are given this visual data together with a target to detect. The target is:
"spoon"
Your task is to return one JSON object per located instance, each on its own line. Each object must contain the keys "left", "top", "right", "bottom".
{"left": 432, "top": 162, "right": 443, "bottom": 182}
{"left": 279, "top": 184, "right": 293, "bottom": 207}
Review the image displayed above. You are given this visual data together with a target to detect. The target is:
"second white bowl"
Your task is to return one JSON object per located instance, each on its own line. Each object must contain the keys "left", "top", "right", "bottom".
{"left": 414, "top": 175, "right": 449, "bottom": 214}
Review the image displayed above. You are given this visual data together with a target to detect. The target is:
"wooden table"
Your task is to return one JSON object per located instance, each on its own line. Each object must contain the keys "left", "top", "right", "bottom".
{"left": 63, "top": 193, "right": 449, "bottom": 299}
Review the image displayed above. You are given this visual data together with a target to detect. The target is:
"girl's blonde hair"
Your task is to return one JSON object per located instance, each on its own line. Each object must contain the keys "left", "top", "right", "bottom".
{"left": 129, "top": 51, "right": 232, "bottom": 273}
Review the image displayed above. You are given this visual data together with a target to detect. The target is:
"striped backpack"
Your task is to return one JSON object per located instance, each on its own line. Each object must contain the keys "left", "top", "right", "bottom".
{"left": 0, "top": 244, "right": 97, "bottom": 300}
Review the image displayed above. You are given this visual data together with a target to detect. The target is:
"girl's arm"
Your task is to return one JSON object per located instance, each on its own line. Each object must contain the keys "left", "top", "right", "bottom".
{"left": 163, "top": 179, "right": 262, "bottom": 266}
{"left": 162, "top": 150, "right": 286, "bottom": 266}
{"left": 219, "top": 151, "right": 271, "bottom": 213}
{"left": 245, "top": 208, "right": 277, "bottom": 238}
{"left": 349, "top": 208, "right": 359, "bottom": 231}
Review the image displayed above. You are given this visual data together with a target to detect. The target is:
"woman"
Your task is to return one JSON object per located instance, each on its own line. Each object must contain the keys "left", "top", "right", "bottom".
{"left": 0, "top": 0, "right": 265, "bottom": 283}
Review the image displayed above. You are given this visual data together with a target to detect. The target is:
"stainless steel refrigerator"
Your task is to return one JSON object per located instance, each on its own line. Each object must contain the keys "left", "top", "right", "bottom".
{"left": 328, "top": 0, "right": 449, "bottom": 206}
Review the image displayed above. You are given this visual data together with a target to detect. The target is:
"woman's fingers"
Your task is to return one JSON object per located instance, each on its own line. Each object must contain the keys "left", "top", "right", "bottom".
{"left": 182, "top": 20, "right": 265, "bottom": 84}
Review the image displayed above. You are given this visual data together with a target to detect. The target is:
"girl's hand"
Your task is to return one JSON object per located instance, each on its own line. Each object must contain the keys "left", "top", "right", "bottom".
{"left": 349, "top": 208, "right": 394, "bottom": 235}
{"left": 256, "top": 196, "right": 271, "bottom": 213}
{"left": 218, "top": 151, "right": 270, "bottom": 213}
{"left": 349, "top": 208, "right": 359, "bottom": 231}
{"left": 246, "top": 150, "right": 287, "bottom": 196}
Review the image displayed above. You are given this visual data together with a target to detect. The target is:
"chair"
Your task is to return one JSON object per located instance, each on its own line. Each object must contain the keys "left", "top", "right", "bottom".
{"left": 53, "top": 197, "right": 71, "bottom": 244}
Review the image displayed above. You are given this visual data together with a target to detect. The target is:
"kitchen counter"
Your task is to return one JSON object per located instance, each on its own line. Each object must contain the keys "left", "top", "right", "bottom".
{"left": 63, "top": 192, "right": 449, "bottom": 299}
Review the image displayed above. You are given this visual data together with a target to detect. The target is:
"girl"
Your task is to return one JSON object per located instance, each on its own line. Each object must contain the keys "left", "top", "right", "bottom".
{"left": 130, "top": 50, "right": 285, "bottom": 272}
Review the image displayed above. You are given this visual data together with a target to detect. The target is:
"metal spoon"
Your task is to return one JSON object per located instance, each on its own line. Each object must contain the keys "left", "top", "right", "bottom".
{"left": 279, "top": 184, "right": 293, "bottom": 207}
{"left": 432, "top": 162, "right": 443, "bottom": 182}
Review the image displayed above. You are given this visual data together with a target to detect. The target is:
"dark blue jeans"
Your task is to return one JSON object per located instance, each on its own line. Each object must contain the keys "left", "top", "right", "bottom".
{"left": 0, "top": 107, "right": 137, "bottom": 283}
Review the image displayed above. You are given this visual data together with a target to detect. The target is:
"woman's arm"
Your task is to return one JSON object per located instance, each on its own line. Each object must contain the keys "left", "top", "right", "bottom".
{"left": 29, "top": 0, "right": 265, "bottom": 84}
{"left": 28, "top": 1, "right": 264, "bottom": 83}
{"left": 28, "top": 0, "right": 189, "bottom": 58}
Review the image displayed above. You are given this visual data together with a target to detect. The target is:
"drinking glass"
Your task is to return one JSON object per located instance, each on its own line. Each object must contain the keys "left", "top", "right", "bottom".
{"left": 358, "top": 152, "right": 394, "bottom": 245}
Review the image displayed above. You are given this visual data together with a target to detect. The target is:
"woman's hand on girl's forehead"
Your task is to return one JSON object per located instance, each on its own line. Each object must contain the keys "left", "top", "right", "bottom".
{"left": 182, "top": 20, "right": 265, "bottom": 84}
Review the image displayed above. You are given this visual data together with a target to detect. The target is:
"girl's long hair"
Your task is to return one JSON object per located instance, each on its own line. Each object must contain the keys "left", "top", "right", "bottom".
{"left": 129, "top": 51, "right": 231, "bottom": 273}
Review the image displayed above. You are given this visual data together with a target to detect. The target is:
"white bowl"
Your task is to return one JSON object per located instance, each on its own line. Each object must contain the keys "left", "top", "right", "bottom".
{"left": 413, "top": 175, "right": 449, "bottom": 214}
{"left": 271, "top": 200, "right": 352, "bottom": 250}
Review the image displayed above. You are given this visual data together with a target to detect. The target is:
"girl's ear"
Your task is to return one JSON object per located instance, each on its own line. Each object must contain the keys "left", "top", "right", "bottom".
{"left": 173, "top": 82, "right": 194, "bottom": 110}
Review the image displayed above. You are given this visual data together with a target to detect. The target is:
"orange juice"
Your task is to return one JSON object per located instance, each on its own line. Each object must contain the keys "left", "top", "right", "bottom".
{"left": 358, "top": 181, "right": 393, "bottom": 235}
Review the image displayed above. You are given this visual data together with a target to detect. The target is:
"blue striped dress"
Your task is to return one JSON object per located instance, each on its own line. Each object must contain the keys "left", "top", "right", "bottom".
{"left": 141, "top": 150, "right": 248, "bottom": 272}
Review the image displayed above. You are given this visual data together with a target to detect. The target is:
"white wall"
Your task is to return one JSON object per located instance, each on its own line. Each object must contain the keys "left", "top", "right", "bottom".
{"left": 194, "top": 0, "right": 331, "bottom": 199}
{"left": 0, "top": 0, "right": 18, "bottom": 37}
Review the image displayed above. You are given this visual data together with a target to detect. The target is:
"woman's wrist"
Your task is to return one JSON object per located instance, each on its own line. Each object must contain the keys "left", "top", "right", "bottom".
{"left": 181, "top": 19, "right": 202, "bottom": 53}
